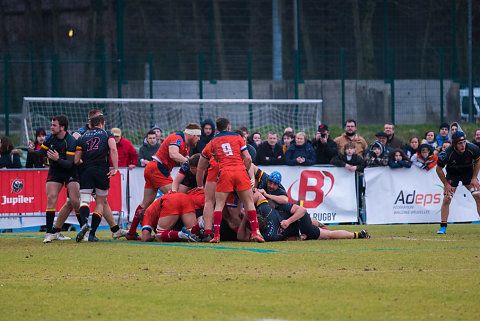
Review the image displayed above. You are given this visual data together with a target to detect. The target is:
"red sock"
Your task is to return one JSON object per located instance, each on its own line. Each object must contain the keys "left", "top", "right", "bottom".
{"left": 191, "top": 222, "right": 201, "bottom": 235}
{"left": 204, "top": 229, "right": 212, "bottom": 236}
{"left": 247, "top": 210, "right": 259, "bottom": 233}
{"left": 213, "top": 211, "right": 223, "bottom": 236}
{"left": 158, "top": 230, "right": 180, "bottom": 242}
{"left": 128, "top": 205, "right": 144, "bottom": 234}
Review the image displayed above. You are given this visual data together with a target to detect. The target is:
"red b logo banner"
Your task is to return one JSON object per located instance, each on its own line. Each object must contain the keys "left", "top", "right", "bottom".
{"left": 287, "top": 170, "right": 334, "bottom": 208}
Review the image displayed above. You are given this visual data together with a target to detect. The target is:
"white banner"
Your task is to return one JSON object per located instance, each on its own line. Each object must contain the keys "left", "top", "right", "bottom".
{"left": 365, "top": 166, "right": 480, "bottom": 224}
{"left": 127, "top": 165, "right": 358, "bottom": 224}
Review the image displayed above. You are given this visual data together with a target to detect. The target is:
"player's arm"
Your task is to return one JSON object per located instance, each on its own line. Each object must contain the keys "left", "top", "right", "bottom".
{"left": 471, "top": 156, "right": 480, "bottom": 189}
{"left": 74, "top": 146, "right": 83, "bottom": 165}
{"left": 168, "top": 144, "right": 188, "bottom": 164}
{"left": 196, "top": 155, "right": 209, "bottom": 188}
{"left": 108, "top": 137, "right": 119, "bottom": 177}
{"left": 141, "top": 227, "right": 155, "bottom": 242}
{"left": 236, "top": 213, "right": 251, "bottom": 242}
{"left": 280, "top": 204, "right": 307, "bottom": 229}
{"left": 241, "top": 149, "right": 252, "bottom": 170}
{"left": 172, "top": 170, "right": 186, "bottom": 192}
{"left": 436, "top": 163, "right": 454, "bottom": 196}
{"left": 263, "top": 192, "right": 288, "bottom": 204}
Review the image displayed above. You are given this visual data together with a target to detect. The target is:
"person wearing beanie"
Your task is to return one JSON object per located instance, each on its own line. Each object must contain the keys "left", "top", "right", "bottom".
{"left": 138, "top": 130, "right": 161, "bottom": 167}
{"left": 364, "top": 141, "right": 389, "bottom": 167}
{"left": 191, "top": 118, "right": 215, "bottom": 155}
{"left": 26, "top": 127, "right": 48, "bottom": 168}
{"left": 436, "top": 131, "right": 480, "bottom": 234}
{"left": 109, "top": 128, "right": 138, "bottom": 169}
{"left": 436, "top": 123, "right": 450, "bottom": 147}
{"left": 150, "top": 125, "right": 163, "bottom": 144}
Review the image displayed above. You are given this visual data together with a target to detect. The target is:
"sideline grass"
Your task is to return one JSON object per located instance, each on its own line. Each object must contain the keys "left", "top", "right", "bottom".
{"left": 0, "top": 224, "right": 479, "bottom": 321}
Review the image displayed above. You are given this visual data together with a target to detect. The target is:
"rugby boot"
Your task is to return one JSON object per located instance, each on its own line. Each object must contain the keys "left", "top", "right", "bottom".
{"left": 76, "top": 224, "right": 89, "bottom": 242}
{"left": 209, "top": 234, "right": 221, "bottom": 243}
{"left": 180, "top": 227, "right": 199, "bottom": 242}
{"left": 437, "top": 226, "right": 447, "bottom": 234}
{"left": 358, "top": 230, "right": 370, "bottom": 239}
{"left": 125, "top": 232, "right": 141, "bottom": 240}
{"left": 43, "top": 233, "right": 55, "bottom": 243}
{"left": 88, "top": 234, "right": 99, "bottom": 242}
{"left": 55, "top": 232, "right": 71, "bottom": 241}
{"left": 112, "top": 229, "right": 128, "bottom": 239}
{"left": 251, "top": 230, "right": 265, "bottom": 243}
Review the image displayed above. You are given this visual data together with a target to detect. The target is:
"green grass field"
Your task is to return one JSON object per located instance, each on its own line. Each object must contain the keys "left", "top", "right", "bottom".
{"left": 1, "top": 224, "right": 479, "bottom": 321}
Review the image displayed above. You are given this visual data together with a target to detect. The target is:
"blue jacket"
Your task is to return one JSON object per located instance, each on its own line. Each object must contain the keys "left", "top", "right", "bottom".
{"left": 285, "top": 142, "right": 316, "bottom": 166}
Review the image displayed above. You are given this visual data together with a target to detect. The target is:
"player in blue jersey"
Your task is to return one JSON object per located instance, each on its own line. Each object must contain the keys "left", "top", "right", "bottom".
{"left": 74, "top": 115, "right": 119, "bottom": 242}
{"left": 30, "top": 115, "right": 79, "bottom": 243}
{"left": 436, "top": 131, "right": 480, "bottom": 234}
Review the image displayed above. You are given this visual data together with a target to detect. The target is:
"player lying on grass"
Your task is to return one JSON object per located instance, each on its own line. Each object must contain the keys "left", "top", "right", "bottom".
{"left": 237, "top": 190, "right": 370, "bottom": 242}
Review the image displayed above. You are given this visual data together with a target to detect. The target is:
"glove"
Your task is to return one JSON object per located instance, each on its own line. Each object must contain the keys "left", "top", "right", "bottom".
{"left": 181, "top": 160, "right": 190, "bottom": 172}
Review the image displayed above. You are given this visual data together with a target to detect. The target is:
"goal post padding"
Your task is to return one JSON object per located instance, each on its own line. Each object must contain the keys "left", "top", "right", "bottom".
{"left": 22, "top": 98, "right": 323, "bottom": 146}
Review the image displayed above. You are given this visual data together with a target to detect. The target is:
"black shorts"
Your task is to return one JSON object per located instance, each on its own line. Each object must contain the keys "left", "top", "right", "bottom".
{"left": 79, "top": 166, "right": 110, "bottom": 191}
{"left": 447, "top": 173, "right": 473, "bottom": 187}
{"left": 297, "top": 213, "right": 320, "bottom": 240}
{"left": 47, "top": 168, "right": 79, "bottom": 187}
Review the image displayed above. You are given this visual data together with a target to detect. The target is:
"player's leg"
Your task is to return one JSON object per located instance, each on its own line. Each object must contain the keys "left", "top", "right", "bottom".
{"left": 178, "top": 212, "right": 200, "bottom": 242}
{"left": 50, "top": 181, "right": 79, "bottom": 241}
{"left": 43, "top": 181, "right": 63, "bottom": 243}
{"left": 211, "top": 191, "right": 229, "bottom": 243}
{"left": 155, "top": 215, "right": 182, "bottom": 242}
{"left": 237, "top": 188, "right": 264, "bottom": 242}
{"left": 127, "top": 187, "right": 158, "bottom": 239}
{"left": 88, "top": 191, "right": 108, "bottom": 242}
{"left": 466, "top": 183, "right": 480, "bottom": 216}
{"left": 202, "top": 181, "right": 216, "bottom": 239}
{"left": 438, "top": 185, "right": 457, "bottom": 234}
{"left": 101, "top": 200, "right": 128, "bottom": 239}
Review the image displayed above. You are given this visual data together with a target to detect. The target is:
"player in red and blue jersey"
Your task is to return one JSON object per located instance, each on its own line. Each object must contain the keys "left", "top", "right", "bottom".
{"left": 202, "top": 117, "right": 264, "bottom": 243}
{"left": 126, "top": 123, "right": 201, "bottom": 240}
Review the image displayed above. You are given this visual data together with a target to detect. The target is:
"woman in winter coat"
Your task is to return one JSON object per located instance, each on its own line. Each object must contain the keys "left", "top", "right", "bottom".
{"left": 285, "top": 132, "right": 315, "bottom": 166}
{"left": 0, "top": 136, "right": 22, "bottom": 169}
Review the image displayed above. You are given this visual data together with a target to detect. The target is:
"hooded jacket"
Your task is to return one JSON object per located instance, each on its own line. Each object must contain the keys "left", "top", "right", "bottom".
{"left": 365, "top": 142, "right": 389, "bottom": 167}
{"left": 138, "top": 140, "right": 161, "bottom": 167}
{"left": 411, "top": 144, "right": 438, "bottom": 171}
{"left": 285, "top": 141, "right": 316, "bottom": 166}
{"left": 191, "top": 119, "right": 215, "bottom": 155}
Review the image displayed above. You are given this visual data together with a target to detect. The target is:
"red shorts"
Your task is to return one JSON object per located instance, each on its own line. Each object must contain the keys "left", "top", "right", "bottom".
{"left": 144, "top": 161, "right": 172, "bottom": 189}
{"left": 188, "top": 189, "right": 205, "bottom": 210}
{"left": 216, "top": 169, "right": 251, "bottom": 193}
{"left": 159, "top": 192, "right": 195, "bottom": 218}
{"left": 206, "top": 162, "right": 219, "bottom": 182}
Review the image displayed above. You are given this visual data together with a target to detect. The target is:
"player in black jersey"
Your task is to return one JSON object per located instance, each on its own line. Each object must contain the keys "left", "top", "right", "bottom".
{"left": 31, "top": 115, "right": 80, "bottom": 243}
{"left": 436, "top": 131, "right": 480, "bottom": 234}
{"left": 171, "top": 153, "right": 201, "bottom": 193}
{"left": 74, "top": 115, "right": 119, "bottom": 242}
{"left": 54, "top": 109, "right": 127, "bottom": 240}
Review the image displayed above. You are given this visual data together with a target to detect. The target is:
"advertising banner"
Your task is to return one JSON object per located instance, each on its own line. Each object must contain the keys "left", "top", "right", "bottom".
{"left": 364, "top": 166, "right": 480, "bottom": 224}
{"left": 0, "top": 169, "right": 124, "bottom": 229}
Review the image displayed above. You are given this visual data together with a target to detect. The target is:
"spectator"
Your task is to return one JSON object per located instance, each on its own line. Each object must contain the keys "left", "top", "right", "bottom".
{"left": 110, "top": 128, "right": 137, "bottom": 169}
{"left": 403, "top": 136, "right": 420, "bottom": 159}
{"left": 249, "top": 132, "right": 262, "bottom": 150}
{"left": 388, "top": 148, "right": 412, "bottom": 169}
{"left": 330, "top": 142, "right": 365, "bottom": 173}
{"left": 436, "top": 123, "right": 450, "bottom": 147}
{"left": 449, "top": 122, "right": 460, "bottom": 137}
{"left": 256, "top": 131, "right": 285, "bottom": 165}
{"left": 364, "top": 141, "right": 389, "bottom": 168}
{"left": 138, "top": 130, "right": 161, "bottom": 167}
{"left": 435, "top": 140, "right": 451, "bottom": 155}
{"left": 312, "top": 124, "right": 337, "bottom": 164}
{"left": 0, "top": 136, "right": 22, "bottom": 169}
{"left": 282, "top": 131, "right": 294, "bottom": 154}
{"left": 191, "top": 118, "right": 215, "bottom": 155}
{"left": 384, "top": 122, "right": 404, "bottom": 149}
{"left": 421, "top": 130, "right": 438, "bottom": 149}
{"left": 411, "top": 144, "right": 438, "bottom": 171}
{"left": 26, "top": 127, "right": 47, "bottom": 168}
{"left": 234, "top": 129, "right": 256, "bottom": 162}
{"left": 279, "top": 127, "right": 294, "bottom": 146}
{"left": 473, "top": 128, "right": 480, "bottom": 148}
{"left": 285, "top": 132, "right": 315, "bottom": 166}
{"left": 333, "top": 119, "right": 368, "bottom": 158}
{"left": 151, "top": 125, "right": 164, "bottom": 144}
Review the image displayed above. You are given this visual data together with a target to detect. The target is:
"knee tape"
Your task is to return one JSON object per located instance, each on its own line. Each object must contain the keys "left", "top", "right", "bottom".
{"left": 80, "top": 192, "right": 92, "bottom": 207}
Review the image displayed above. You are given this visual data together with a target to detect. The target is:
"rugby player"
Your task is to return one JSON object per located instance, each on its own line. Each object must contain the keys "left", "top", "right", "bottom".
{"left": 436, "top": 131, "right": 480, "bottom": 234}
{"left": 202, "top": 117, "right": 264, "bottom": 243}
{"left": 31, "top": 115, "right": 79, "bottom": 243}
{"left": 140, "top": 192, "right": 199, "bottom": 242}
{"left": 74, "top": 115, "right": 119, "bottom": 242}
{"left": 127, "top": 123, "right": 201, "bottom": 240}
{"left": 53, "top": 109, "right": 127, "bottom": 240}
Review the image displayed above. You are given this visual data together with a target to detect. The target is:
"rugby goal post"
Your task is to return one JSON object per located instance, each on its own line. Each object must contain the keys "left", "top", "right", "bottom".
{"left": 22, "top": 98, "right": 323, "bottom": 145}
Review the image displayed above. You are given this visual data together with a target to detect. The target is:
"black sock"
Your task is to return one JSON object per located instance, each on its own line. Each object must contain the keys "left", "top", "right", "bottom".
{"left": 75, "top": 212, "right": 81, "bottom": 225}
{"left": 52, "top": 227, "right": 61, "bottom": 233}
{"left": 79, "top": 206, "right": 90, "bottom": 227}
{"left": 440, "top": 221, "right": 447, "bottom": 228}
{"left": 110, "top": 224, "right": 119, "bottom": 233}
{"left": 90, "top": 212, "right": 102, "bottom": 235}
{"left": 46, "top": 209, "right": 56, "bottom": 233}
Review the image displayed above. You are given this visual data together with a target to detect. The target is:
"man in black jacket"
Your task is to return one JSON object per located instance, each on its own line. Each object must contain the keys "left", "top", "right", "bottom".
{"left": 255, "top": 131, "right": 285, "bottom": 165}
{"left": 312, "top": 124, "right": 337, "bottom": 164}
